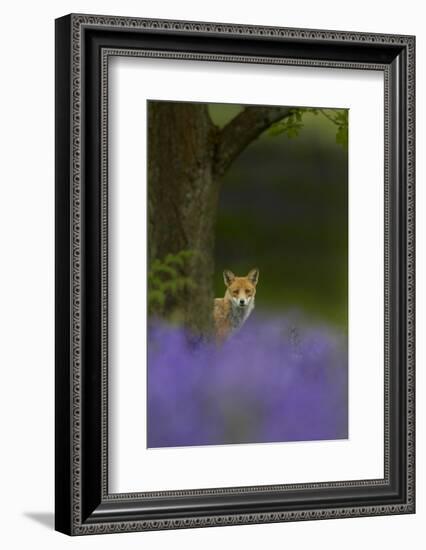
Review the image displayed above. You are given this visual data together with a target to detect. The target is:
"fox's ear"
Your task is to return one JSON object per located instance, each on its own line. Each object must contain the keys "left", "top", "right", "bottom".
{"left": 247, "top": 268, "right": 259, "bottom": 286}
{"left": 223, "top": 270, "right": 235, "bottom": 287}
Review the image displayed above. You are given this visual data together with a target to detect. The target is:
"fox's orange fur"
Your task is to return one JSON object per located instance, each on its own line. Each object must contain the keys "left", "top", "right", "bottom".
{"left": 213, "top": 268, "right": 259, "bottom": 343}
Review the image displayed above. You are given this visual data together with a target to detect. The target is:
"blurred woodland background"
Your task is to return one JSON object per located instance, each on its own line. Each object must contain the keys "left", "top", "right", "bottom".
{"left": 148, "top": 101, "right": 348, "bottom": 333}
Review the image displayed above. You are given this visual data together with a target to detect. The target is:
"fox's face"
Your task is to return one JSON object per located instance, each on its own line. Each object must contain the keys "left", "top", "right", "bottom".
{"left": 223, "top": 268, "right": 259, "bottom": 308}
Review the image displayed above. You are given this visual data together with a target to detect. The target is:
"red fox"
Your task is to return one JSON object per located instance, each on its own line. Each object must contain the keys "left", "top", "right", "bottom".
{"left": 213, "top": 268, "right": 259, "bottom": 343}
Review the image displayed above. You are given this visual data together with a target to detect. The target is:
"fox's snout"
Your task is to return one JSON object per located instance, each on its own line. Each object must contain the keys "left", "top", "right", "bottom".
{"left": 232, "top": 293, "right": 252, "bottom": 308}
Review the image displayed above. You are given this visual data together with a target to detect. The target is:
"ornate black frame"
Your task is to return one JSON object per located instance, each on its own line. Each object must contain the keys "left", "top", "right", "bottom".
{"left": 55, "top": 13, "right": 415, "bottom": 535}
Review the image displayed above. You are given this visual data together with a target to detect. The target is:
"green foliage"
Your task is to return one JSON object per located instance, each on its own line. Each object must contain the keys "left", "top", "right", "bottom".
{"left": 333, "top": 111, "right": 349, "bottom": 150}
{"left": 268, "top": 107, "right": 348, "bottom": 150}
{"left": 148, "top": 250, "right": 196, "bottom": 315}
{"left": 319, "top": 109, "right": 348, "bottom": 150}
{"left": 267, "top": 108, "right": 305, "bottom": 139}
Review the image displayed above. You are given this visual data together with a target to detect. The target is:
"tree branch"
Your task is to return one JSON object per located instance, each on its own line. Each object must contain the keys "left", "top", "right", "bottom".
{"left": 214, "top": 106, "right": 293, "bottom": 177}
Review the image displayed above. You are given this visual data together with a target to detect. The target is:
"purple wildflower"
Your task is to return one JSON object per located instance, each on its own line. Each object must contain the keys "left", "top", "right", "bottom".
{"left": 147, "top": 315, "right": 348, "bottom": 448}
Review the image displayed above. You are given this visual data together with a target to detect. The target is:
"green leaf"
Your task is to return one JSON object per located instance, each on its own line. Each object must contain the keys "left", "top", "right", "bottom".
{"left": 147, "top": 248, "right": 197, "bottom": 316}
{"left": 148, "top": 290, "right": 165, "bottom": 307}
{"left": 268, "top": 123, "right": 286, "bottom": 137}
{"left": 177, "top": 249, "right": 195, "bottom": 260}
{"left": 152, "top": 264, "right": 178, "bottom": 278}
{"left": 164, "top": 253, "right": 184, "bottom": 268}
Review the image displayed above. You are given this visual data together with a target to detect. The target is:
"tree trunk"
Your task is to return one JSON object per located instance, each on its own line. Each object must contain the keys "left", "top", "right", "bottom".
{"left": 148, "top": 102, "right": 219, "bottom": 334}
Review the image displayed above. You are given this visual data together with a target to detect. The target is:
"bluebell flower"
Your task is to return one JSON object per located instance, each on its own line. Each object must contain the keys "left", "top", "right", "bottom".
{"left": 147, "top": 315, "right": 348, "bottom": 448}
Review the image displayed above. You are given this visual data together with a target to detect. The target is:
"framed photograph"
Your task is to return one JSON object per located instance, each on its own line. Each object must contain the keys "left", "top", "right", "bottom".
{"left": 55, "top": 14, "right": 415, "bottom": 535}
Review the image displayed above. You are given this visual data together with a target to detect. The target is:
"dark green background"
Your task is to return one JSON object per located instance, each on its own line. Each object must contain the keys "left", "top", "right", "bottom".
{"left": 209, "top": 104, "right": 348, "bottom": 329}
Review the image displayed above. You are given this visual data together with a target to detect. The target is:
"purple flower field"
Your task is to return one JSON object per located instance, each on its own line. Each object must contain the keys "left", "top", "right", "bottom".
{"left": 147, "top": 315, "right": 348, "bottom": 448}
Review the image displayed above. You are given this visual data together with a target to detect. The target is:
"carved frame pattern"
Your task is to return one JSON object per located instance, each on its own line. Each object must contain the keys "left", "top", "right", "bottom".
{"left": 55, "top": 13, "right": 415, "bottom": 535}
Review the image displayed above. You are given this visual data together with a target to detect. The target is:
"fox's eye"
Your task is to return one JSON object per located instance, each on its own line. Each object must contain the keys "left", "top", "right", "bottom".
{"left": 233, "top": 291, "right": 238, "bottom": 296}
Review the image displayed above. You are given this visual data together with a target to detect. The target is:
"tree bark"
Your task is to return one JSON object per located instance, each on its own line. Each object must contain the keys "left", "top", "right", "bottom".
{"left": 148, "top": 102, "right": 292, "bottom": 334}
{"left": 148, "top": 102, "right": 219, "bottom": 334}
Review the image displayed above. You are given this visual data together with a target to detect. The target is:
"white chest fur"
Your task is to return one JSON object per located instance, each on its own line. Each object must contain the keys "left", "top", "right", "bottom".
{"left": 229, "top": 298, "right": 255, "bottom": 332}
